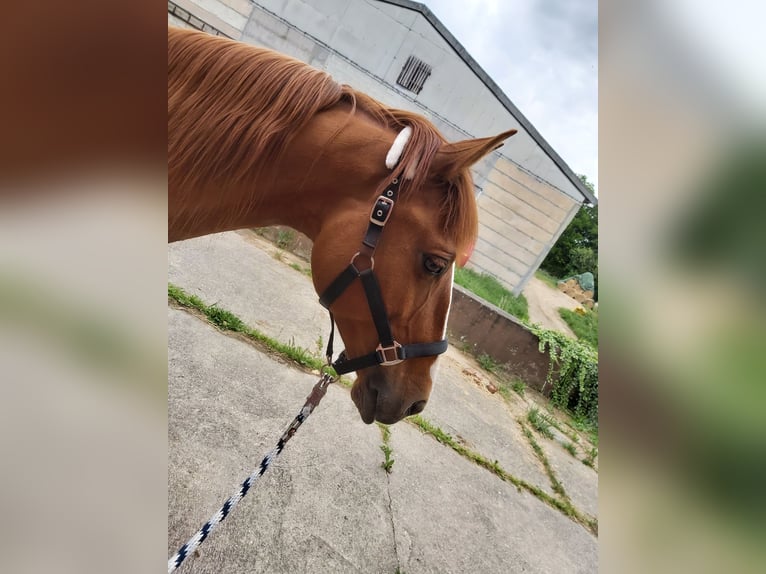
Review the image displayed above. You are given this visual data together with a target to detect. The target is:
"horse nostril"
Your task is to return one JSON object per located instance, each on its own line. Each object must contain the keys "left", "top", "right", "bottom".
{"left": 405, "top": 400, "right": 427, "bottom": 417}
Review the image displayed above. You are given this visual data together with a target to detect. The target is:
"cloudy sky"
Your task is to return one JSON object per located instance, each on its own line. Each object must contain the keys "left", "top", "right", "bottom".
{"left": 422, "top": 0, "right": 598, "bottom": 192}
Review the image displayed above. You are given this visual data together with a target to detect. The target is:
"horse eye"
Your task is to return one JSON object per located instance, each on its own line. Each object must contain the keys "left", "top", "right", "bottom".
{"left": 423, "top": 255, "right": 448, "bottom": 276}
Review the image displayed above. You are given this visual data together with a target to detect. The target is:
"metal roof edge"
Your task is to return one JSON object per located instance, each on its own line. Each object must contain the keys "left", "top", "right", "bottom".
{"left": 374, "top": 0, "right": 597, "bottom": 205}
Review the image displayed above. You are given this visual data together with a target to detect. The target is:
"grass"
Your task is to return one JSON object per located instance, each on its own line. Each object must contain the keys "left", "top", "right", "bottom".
{"left": 476, "top": 353, "right": 498, "bottom": 373}
{"left": 563, "top": 442, "right": 578, "bottom": 457}
{"left": 408, "top": 414, "right": 597, "bottom": 534}
{"left": 535, "top": 268, "right": 561, "bottom": 290}
{"left": 289, "top": 262, "right": 312, "bottom": 277}
{"left": 530, "top": 405, "right": 584, "bottom": 447}
{"left": 168, "top": 283, "right": 346, "bottom": 381}
{"left": 511, "top": 378, "right": 526, "bottom": 396}
{"left": 276, "top": 229, "right": 295, "bottom": 249}
{"left": 568, "top": 413, "right": 599, "bottom": 447}
{"left": 559, "top": 307, "right": 598, "bottom": 348}
{"left": 582, "top": 446, "right": 598, "bottom": 468}
{"left": 518, "top": 420, "right": 568, "bottom": 499}
{"left": 496, "top": 384, "right": 513, "bottom": 402}
{"left": 527, "top": 407, "right": 555, "bottom": 439}
{"left": 454, "top": 267, "right": 529, "bottom": 322}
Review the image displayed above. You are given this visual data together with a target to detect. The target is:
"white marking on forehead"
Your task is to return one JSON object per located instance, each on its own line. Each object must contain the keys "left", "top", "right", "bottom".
{"left": 385, "top": 126, "right": 413, "bottom": 170}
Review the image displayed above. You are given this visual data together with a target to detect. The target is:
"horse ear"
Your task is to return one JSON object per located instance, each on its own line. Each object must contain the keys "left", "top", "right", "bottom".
{"left": 431, "top": 129, "right": 517, "bottom": 182}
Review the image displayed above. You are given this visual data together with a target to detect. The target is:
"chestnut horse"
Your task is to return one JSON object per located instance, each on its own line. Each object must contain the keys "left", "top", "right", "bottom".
{"left": 168, "top": 27, "right": 515, "bottom": 424}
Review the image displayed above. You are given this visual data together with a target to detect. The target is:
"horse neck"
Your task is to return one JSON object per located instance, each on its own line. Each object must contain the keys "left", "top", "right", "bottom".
{"left": 267, "top": 109, "right": 395, "bottom": 238}
{"left": 169, "top": 106, "right": 393, "bottom": 242}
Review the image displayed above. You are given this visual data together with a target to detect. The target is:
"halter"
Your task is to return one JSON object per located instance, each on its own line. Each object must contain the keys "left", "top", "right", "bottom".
{"left": 318, "top": 127, "right": 449, "bottom": 375}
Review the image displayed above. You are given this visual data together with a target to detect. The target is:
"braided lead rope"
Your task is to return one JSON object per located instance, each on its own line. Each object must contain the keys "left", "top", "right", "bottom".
{"left": 168, "top": 373, "right": 335, "bottom": 573}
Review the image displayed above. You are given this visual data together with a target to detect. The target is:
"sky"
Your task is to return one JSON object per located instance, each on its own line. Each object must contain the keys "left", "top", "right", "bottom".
{"left": 421, "top": 0, "right": 598, "bottom": 192}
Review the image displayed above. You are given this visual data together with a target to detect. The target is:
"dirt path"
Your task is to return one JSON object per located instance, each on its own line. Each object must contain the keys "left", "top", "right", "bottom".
{"left": 522, "top": 276, "right": 582, "bottom": 337}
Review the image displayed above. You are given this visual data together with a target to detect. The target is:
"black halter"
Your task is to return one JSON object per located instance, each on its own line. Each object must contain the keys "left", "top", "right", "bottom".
{"left": 318, "top": 174, "right": 449, "bottom": 375}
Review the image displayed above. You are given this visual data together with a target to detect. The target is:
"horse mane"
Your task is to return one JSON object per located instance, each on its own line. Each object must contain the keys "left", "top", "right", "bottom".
{"left": 168, "top": 27, "right": 477, "bottom": 251}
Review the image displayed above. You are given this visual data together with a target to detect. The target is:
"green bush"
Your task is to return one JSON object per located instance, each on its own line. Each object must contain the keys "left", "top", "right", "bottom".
{"left": 454, "top": 267, "right": 529, "bottom": 322}
{"left": 530, "top": 325, "right": 598, "bottom": 425}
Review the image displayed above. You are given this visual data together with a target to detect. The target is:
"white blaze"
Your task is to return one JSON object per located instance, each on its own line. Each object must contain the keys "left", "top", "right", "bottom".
{"left": 431, "top": 264, "right": 455, "bottom": 381}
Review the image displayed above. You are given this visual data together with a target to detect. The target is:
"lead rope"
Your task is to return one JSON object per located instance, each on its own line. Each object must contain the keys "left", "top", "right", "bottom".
{"left": 167, "top": 373, "right": 334, "bottom": 573}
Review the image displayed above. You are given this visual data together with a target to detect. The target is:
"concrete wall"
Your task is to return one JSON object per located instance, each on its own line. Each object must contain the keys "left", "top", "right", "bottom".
{"left": 447, "top": 285, "right": 554, "bottom": 395}
{"left": 168, "top": 0, "right": 585, "bottom": 294}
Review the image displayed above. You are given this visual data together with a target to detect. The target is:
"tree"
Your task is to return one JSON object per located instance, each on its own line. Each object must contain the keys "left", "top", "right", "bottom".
{"left": 541, "top": 175, "right": 598, "bottom": 296}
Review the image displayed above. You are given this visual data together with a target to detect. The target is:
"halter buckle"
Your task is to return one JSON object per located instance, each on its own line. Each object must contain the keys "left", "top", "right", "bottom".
{"left": 376, "top": 341, "right": 403, "bottom": 366}
{"left": 370, "top": 196, "right": 394, "bottom": 226}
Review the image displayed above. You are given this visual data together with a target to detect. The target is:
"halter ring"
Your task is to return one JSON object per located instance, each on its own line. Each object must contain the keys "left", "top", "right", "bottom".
{"left": 350, "top": 251, "right": 374, "bottom": 272}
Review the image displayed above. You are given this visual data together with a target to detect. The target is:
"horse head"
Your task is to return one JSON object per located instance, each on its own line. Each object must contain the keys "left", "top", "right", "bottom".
{"left": 312, "top": 128, "right": 516, "bottom": 424}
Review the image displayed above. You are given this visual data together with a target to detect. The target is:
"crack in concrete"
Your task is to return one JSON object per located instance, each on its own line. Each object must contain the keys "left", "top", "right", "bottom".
{"left": 379, "top": 428, "right": 401, "bottom": 574}
{"left": 383, "top": 463, "right": 401, "bottom": 573}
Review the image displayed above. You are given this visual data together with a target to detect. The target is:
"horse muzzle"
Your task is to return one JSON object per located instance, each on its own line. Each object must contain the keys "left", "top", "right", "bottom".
{"left": 350, "top": 371, "right": 429, "bottom": 425}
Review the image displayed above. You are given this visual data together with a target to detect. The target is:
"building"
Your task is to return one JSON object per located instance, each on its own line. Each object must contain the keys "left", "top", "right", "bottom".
{"left": 168, "top": 0, "right": 597, "bottom": 294}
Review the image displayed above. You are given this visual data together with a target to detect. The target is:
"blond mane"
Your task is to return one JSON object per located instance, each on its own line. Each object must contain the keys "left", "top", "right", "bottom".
{"left": 168, "top": 27, "right": 477, "bottom": 251}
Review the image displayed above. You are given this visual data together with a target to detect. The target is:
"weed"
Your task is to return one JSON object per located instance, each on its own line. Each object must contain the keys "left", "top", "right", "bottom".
{"left": 288, "top": 261, "right": 312, "bottom": 278}
{"left": 377, "top": 423, "right": 394, "bottom": 473}
{"left": 272, "top": 249, "right": 285, "bottom": 262}
{"left": 582, "top": 446, "right": 598, "bottom": 468}
{"left": 564, "top": 442, "right": 578, "bottom": 457}
{"left": 569, "top": 413, "right": 599, "bottom": 446}
{"left": 380, "top": 444, "right": 395, "bottom": 473}
{"left": 477, "top": 353, "right": 498, "bottom": 373}
{"left": 284, "top": 336, "right": 314, "bottom": 367}
{"left": 527, "top": 407, "right": 554, "bottom": 439}
{"left": 533, "top": 407, "right": 581, "bottom": 445}
{"left": 313, "top": 335, "right": 325, "bottom": 360}
{"left": 377, "top": 422, "right": 391, "bottom": 443}
{"left": 205, "top": 306, "right": 247, "bottom": 333}
{"left": 276, "top": 229, "right": 295, "bottom": 249}
{"left": 511, "top": 379, "right": 526, "bottom": 396}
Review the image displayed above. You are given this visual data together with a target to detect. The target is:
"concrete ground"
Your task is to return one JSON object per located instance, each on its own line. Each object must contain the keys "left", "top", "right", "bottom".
{"left": 168, "top": 231, "right": 598, "bottom": 573}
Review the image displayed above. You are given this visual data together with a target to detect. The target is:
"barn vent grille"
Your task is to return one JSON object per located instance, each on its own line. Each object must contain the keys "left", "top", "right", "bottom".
{"left": 168, "top": 1, "right": 229, "bottom": 38}
{"left": 396, "top": 56, "right": 432, "bottom": 95}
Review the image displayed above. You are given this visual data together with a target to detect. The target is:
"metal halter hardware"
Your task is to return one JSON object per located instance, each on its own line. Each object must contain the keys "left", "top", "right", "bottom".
{"left": 318, "top": 174, "right": 449, "bottom": 375}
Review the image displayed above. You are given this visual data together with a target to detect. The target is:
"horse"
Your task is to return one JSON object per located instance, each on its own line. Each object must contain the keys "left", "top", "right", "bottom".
{"left": 168, "top": 27, "right": 516, "bottom": 424}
